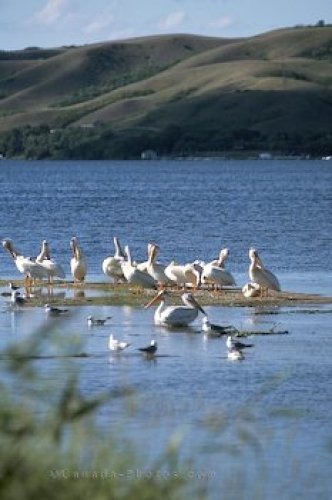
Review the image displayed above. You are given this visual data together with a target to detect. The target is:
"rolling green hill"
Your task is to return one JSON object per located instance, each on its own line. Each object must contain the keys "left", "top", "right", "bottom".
{"left": 0, "top": 26, "right": 331, "bottom": 159}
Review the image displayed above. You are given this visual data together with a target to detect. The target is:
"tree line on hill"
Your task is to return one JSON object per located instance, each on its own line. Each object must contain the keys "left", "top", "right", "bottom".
{"left": 0, "top": 123, "right": 331, "bottom": 160}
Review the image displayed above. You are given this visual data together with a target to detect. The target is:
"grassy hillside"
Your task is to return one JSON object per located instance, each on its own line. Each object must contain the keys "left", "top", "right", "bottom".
{"left": 0, "top": 27, "right": 331, "bottom": 158}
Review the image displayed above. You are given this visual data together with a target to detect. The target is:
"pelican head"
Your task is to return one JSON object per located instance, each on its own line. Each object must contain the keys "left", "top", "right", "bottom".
{"left": 181, "top": 293, "right": 206, "bottom": 315}
{"left": 249, "top": 248, "right": 258, "bottom": 259}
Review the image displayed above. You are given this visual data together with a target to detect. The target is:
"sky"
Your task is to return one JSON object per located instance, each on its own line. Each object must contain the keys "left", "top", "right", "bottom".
{"left": 0, "top": 0, "right": 331, "bottom": 51}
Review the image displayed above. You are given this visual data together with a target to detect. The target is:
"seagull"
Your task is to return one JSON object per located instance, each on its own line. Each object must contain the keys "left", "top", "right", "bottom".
{"left": 138, "top": 339, "right": 157, "bottom": 356}
{"left": 108, "top": 334, "right": 130, "bottom": 352}
{"left": 44, "top": 303, "right": 69, "bottom": 315}
{"left": 226, "top": 335, "right": 254, "bottom": 350}
{"left": 201, "top": 316, "right": 237, "bottom": 337}
{"left": 8, "top": 282, "right": 20, "bottom": 292}
{"left": 227, "top": 348, "right": 245, "bottom": 361}
{"left": 87, "top": 315, "right": 112, "bottom": 326}
{"left": 11, "top": 290, "right": 27, "bottom": 306}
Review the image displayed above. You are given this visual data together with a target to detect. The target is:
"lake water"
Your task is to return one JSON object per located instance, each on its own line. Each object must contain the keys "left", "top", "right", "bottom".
{"left": 0, "top": 159, "right": 332, "bottom": 498}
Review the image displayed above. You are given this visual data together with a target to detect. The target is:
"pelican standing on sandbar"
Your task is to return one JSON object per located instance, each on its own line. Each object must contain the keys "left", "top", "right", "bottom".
{"left": 145, "top": 290, "right": 206, "bottom": 327}
{"left": 2, "top": 238, "right": 48, "bottom": 286}
{"left": 36, "top": 239, "right": 65, "bottom": 283}
{"left": 70, "top": 237, "right": 87, "bottom": 283}
{"left": 121, "top": 245, "right": 157, "bottom": 289}
{"left": 248, "top": 248, "right": 280, "bottom": 296}
{"left": 201, "top": 248, "right": 236, "bottom": 289}
{"left": 102, "top": 237, "right": 126, "bottom": 283}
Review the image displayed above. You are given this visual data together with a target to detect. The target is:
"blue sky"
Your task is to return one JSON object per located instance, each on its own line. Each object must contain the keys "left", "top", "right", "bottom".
{"left": 1, "top": 0, "right": 331, "bottom": 50}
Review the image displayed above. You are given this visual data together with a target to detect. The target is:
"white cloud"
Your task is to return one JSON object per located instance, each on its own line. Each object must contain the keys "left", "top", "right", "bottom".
{"left": 209, "top": 16, "right": 232, "bottom": 29}
{"left": 33, "top": 0, "right": 67, "bottom": 25}
{"left": 159, "top": 11, "right": 186, "bottom": 29}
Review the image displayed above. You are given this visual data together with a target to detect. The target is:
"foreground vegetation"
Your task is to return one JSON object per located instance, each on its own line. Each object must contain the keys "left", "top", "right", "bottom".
{"left": 0, "top": 321, "right": 188, "bottom": 499}
{"left": 0, "top": 25, "right": 331, "bottom": 159}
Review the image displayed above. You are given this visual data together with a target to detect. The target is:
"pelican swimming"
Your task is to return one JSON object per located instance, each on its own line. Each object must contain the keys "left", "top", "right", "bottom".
{"left": 102, "top": 237, "right": 126, "bottom": 283}
{"left": 201, "top": 248, "right": 236, "bottom": 288}
{"left": 36, "top": 240, "right": 65, "bottom": 283}
{"left": 121, "top": 245, "right": 157, "bottom": 289}
{"left": 248, "top": 248, "right": 280, "bottom": 296}
{"left": 145, "top": 290, "right": 206, "bottom": 327}
{"left": 2, "top": 238, "right": 48, "bottom": 285}
{"left": 138, "top": 339, "right": 157, "bottom": 356}
{"left": 70, "top": 237, "right": 87, "bottom": 282}
{"left": 108, "top": 334, "right": 130, "bottom": 352}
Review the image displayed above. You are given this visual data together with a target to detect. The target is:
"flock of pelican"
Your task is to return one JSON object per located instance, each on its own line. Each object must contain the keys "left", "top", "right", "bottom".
{"left": 2, "top": 236, "right": 280, "bottom": 296}
{"left": 2, "top": 236, "right": 281, "bottom": 333}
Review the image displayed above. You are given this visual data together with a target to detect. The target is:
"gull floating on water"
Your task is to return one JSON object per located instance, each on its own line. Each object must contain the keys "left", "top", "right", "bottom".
{"left": 138, "top": 339, "right": 158, "bottom": 356}
{"left": 201, "top": 316, "right": 237, "bottom": 337}
{"left": 108, "top": 334, "right": 130, "bottom": 352}
{"left": 44, "top": 304, "right": 69, "bottom": 315}
{"left": 11, "top": 290, "right": 27, "bottom": 306}
{"left": 87, "top": 315, "right": 112, "bottom": 326}
{"left": 8, "top": 282, "right": 20, "bottom": 292}
{"left": 226, "top": 335, "right": 254, "bottom": 350}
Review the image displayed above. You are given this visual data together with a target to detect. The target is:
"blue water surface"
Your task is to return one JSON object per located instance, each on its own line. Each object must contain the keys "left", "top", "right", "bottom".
{"left": 0, "top": 159, "right": 331, "bottom": 499}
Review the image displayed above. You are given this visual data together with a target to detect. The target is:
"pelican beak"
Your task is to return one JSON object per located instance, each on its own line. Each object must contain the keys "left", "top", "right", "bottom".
{"left": 191, "top": 296, "right": 206, "bottom": 315}
{"left": 144, "top": 291, "right": 164, "bottom": 309}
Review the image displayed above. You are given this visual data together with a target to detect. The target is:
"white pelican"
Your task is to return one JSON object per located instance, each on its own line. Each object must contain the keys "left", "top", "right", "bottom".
{"left": 227, "top": 348, "right": 245, "bottom": 361}
{"left": 136, "top": 243, "right": 153, "bottom": 273}
{"left": 2, "top": 238, "right": 48, "bottom": 285}
{"left": 36, "top": 240, "right": 65, "bottom": 283}
{"left": 145, "top": 290, "right": 206, "bottom": 327}
{"left": 121, "top": 245, "right": 157, "bottom": 289}
{"left": 138, "top": 339, "right": 157, "bottom": 355}
{"left": 164, "top": 261, "right": 187, "bottom": 287}
{"left": 70, "top": 237, "right": 87, "bottom": 283}
{"left": 108, "top": 334, "right": 130, "bottom": 352}
{"left": 201, "top": 317, "right": 237, "bottom": 336}
{"left": 226, "top": 335, "right": 254, "bottom": 350}
{"left": 249, "top": 248, "right": 280, "bottom": 296}
{"left": 242, "top": 282, "right": 261, "bottom": 298}
{"left": 87, "top": 315, "right": 112, "bottom": 326}
{"left": 201, "top": 248, "right": 236, "bottom": 288}
{"left": 147, "top": 244, "right": 173, "bottom": 286}
{"left": 102, "top": 237, "right": 126, "bottom": 283}
{"left": 44, "top": 304, "right": 69, "bottom": 315}
{"left": 164, "top": 261, "right": 200, "bottom": 288}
